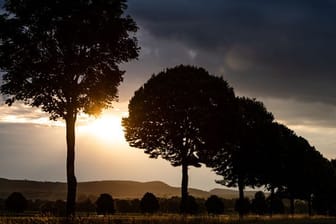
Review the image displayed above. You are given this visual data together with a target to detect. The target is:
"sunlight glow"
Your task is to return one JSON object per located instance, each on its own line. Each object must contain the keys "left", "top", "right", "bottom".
{"left": 78, "top": 115, "right": 125, "bottom": 144}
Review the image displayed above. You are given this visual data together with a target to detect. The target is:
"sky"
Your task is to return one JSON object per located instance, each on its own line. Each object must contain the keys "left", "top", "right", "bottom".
{"left": 1, "top": 0, "right": 336, "bottom": 192}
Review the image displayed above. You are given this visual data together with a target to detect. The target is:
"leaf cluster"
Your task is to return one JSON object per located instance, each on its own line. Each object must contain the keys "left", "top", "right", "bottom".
{"left": 0, "top": 0, "right": 139, "bottom": 120}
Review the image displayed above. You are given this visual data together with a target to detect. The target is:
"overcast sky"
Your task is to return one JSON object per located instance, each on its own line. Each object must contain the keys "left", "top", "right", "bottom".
{"left": 1, "top": 0, "right": 336, "bottom": 191}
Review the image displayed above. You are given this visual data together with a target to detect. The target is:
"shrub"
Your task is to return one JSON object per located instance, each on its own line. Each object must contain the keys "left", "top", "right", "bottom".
{"left": 205, "top": 195, "right": 224, "bottom": 215}
{"left": 5, "top": 192, "right": 27, "bottom": 213}
{"left": 140, "top": 192, "right": 159, "bottom": 213}
{"left": 96, "top": 193, "right": 115, "bottom": 215}
{"left": 252, "top": 191, "right": 267, "bottom": 215}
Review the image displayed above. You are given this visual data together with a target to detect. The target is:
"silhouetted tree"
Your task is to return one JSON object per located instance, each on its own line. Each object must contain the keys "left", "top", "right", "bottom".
{"left": 5, "top": 192, "right": 27, "bottom": 213}
{"left": 205, "top": 195, "right": 224, "bottom": 215}
{"left": 211, "top": 97, "right": 274, "bottom": 217}
{"left": 313, "top": 159, "right": 336, "bottom": 215}
{"left": 256, "top": 122, "right": 292, "bottom": 216}
{"left": 251, "top": 191, "right": 266, "bottom": 215}
{"left": 0, "top": 0, "right": 139, "bottom": 216}
{"left": 96, "top": 193, "right": 115, "bottom": 215}
{"left": 140, "top": 192, "right": 159, "bottom": 213}
{"left": 123, "top": 65, "right": 235, "bottom": 213}
{"left": 273, "top": 134, "right": 332, "bottom": 216}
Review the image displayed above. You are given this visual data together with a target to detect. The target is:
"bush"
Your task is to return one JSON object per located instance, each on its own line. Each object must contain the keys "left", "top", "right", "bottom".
{"left": 140, "top": 192, "right": 159, "bottom": 213}
{"left": 252, "top": 191, "right": 267, "bottom": 215}
{"left": 96, "top": 193, "right": 115, "bottom": 215}
{"left": 205, "top": 195, "right": 224, "bottom": 214}
{"left": 5, "top": 192, "right": 27, "bottom": 213}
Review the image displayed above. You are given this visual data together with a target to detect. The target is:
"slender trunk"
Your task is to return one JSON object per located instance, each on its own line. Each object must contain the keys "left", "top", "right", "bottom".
{"left": 290, "top": 195, "right": 295, "bottom": 217}
{"left": 269, "top": 187, "right": 275, "bottom": 218}
{"left": 238, "top": 178, "right": 245, "bottom": 219}
{"left": 66, "top": 114, "right": 77, "bottom": 217}
{"left": 308, "top": 195, "right": 312, "bottom": 216}
{"left": 180, "top": 162, "right": 189, "bottom": 213}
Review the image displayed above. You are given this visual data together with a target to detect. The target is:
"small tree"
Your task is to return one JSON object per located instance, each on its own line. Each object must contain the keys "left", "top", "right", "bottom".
{"left": 96, "top": 193, "right": 115, "bottom": 215}
{"left": 123, "top": 65, "right": 235, "bottom": 213}
{"left": 5, "top": 192, "right": 27, "bottom": 213}
{"left": 205, "top": 195, "right": 224, "bottom": 215}
{"left": 0, "top": 0, "right": 139, "bottom": 216}
{"left": 251, "top": 191, "right": 266, "bottom": 215}
{"left": 140, "top": 192, "right": 159, "bottom": 213}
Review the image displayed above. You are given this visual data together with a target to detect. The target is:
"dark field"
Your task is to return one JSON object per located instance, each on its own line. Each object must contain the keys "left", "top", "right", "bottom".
{"left": 1, "top": 215, "right": 336, "bottom": 224}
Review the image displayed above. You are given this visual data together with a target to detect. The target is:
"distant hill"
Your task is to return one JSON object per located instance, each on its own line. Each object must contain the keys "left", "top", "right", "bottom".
{"left": 0, "top": 178, "right": 257, "bottom": 201}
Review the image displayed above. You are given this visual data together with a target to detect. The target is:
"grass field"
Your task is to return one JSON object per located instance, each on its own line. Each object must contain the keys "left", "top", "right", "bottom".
{"left": 1, "top": 215, "right": 336, "bottom": 224}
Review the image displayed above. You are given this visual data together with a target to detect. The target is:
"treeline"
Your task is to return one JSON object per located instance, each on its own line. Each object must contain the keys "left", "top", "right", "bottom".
{"left": 0, "top": 191, "right": 313, "bottom": 216}
{"left": 123, "top": 65, "right": 336, "bottom": 216}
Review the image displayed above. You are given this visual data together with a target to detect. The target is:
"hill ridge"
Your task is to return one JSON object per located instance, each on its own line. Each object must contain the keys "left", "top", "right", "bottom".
{"left": 0, "top": 177, "right": 257, "bottom": 200}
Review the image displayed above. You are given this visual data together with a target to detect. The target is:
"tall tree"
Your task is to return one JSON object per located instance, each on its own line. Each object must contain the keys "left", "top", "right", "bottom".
{"left": 0, "top": 0, "right": 139, "bottom": 216}
{"left": 210, "top": 97, "right": 274, "bottom": 217}
{"left": 122, "top": 65, "right": 235, "bottom": 213}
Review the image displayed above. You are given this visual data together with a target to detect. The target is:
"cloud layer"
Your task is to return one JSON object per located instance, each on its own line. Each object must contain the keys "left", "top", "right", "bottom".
{"left": 127, "top": 0, "right": 336, "bottom": 105}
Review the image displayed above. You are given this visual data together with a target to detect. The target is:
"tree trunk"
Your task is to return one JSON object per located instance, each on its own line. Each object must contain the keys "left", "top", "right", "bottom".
{"left": 180, "top": 162, "right": 189, "bottom": 213}
{"left": 290, "top": 195, "right": 295, "bottom": 217}
{"left": 65, "top": 114, "right": 77, "bottom": 217}
{"left": 308, "top": 195, "right": 312, "bottom": 216}
{"left": 269, "top": 187, "right": 275, "bottom": 218}
{"left": 238, "top": 178, "right": 245, "bottom": 219}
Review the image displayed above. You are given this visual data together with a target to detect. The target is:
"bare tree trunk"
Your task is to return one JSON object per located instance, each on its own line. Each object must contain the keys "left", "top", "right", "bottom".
{"left": 180, "top": 162, "right": 189, "bottom": 213}
{"left": 308, "top": 194, "right": 312, "bottom": 217}
{"left": 238, "top": 178, "right": 245, "bottom": 219}
{"left": 290, "top": 195, "right": 295, "bottom": 217}
{"left": 66, "top": 114, "right": 77, "bottom": 217}
{"left": 270, "top": 187, "right": 275, "bottom": 218}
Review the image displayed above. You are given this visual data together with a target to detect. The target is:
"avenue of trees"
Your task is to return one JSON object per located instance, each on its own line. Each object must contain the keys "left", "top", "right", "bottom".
{"left": 1, "top": 0, "right": 336, "bottom": 218}
{"left": 0, "top": 0, "right": 139, "bottom": 216}
{"left": 123, "top": 65, "right": 336, "bottom": 216}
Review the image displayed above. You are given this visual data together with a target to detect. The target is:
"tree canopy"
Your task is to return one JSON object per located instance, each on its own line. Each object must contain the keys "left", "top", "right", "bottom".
{"left": 0, "top": 0, "right": 139, "bottom": 118}
{"left": 123, "top": 65, "right": 236, "bottom": 213}
{"left": 96, "top": 193, "right": 115, "bottom": 215}
{"left": 5, "top": 192, "right": 27, "bottom": 213}
{"left": 140, "top": 192, "right": 159, "bottom": 213}
{"left": 209, "top": 97, "right": 274, "bottom": 217}
{"left": 0, "top": 0, "right": 139, "bottom": 216}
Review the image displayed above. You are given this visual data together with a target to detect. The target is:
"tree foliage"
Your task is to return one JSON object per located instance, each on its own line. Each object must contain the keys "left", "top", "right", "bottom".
{"left": 0, "top": 0, "right": 139, "bottom": 216}
{"left": 251, "top": 191, "right": 266, "bottom": 215}
{"left": 96, "top": 193, "right": 115, "bottom": 215}
{"left": 211, "top": 97, "right": 274, "bottom": 217}
{"left": 5, "top": 192, "right": 27, "bottom": 213}
{"left": 140, "top": 192, "right": 159, "bottom": 213}
{"left": 205, "top": 195, "right": 224, "bottom": 215}
{"left": 123, "top": 65, "right": 235, "bottom": 213}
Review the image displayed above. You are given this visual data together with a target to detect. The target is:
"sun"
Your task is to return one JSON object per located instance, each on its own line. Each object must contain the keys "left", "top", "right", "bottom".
{"left": 79, "top": 115, "right": 125, "bottom": 144}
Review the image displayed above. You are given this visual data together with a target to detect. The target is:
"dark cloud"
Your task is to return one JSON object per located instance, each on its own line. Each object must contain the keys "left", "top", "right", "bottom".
{"left": 127, "top": 0, "right": 336, "bottom": 105}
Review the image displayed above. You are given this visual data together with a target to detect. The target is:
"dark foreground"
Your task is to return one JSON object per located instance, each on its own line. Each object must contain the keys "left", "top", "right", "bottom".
{"left": 1, "top": 215, "right": 336, "bottom": 224}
